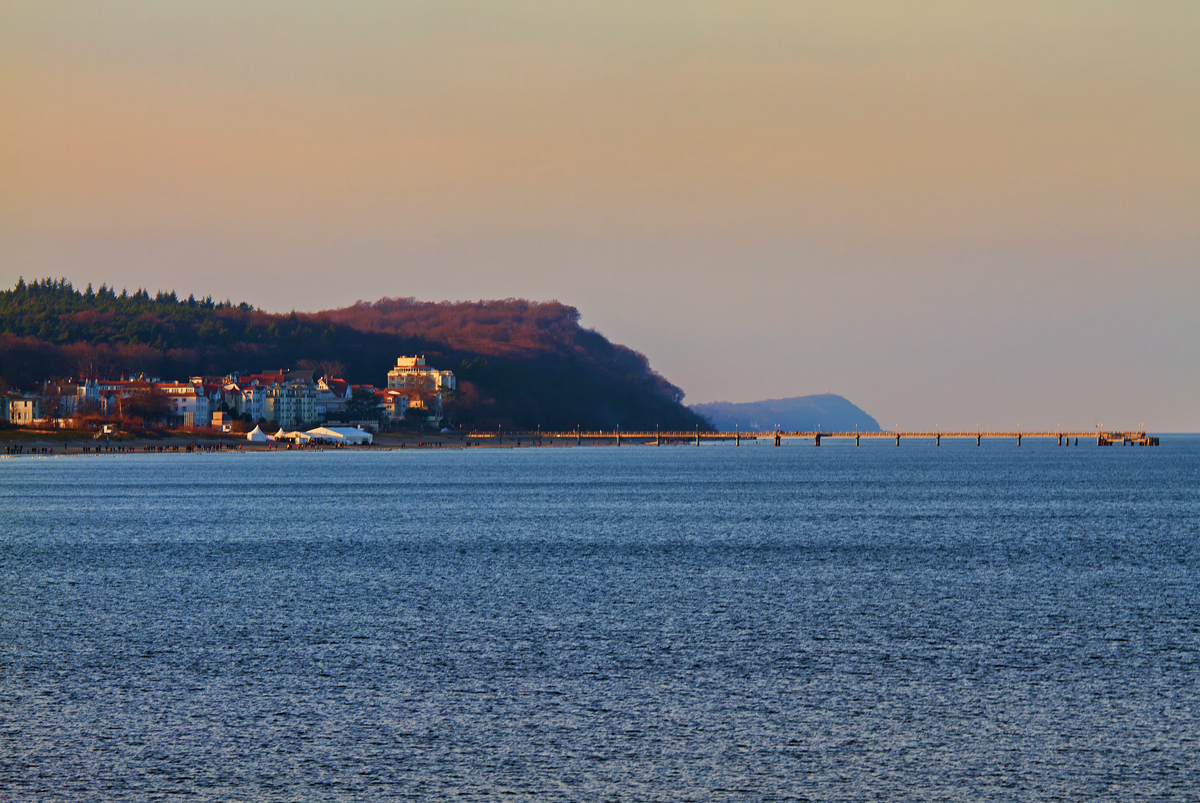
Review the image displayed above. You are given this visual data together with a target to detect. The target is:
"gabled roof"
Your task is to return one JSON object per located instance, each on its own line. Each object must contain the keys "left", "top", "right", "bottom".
{"left": 283, "top": 369, "right": 315, "bottom": 384}
{"left": 244, "top": 372, "right": 286, "bottom": 386}
{"left": 320, "top": 377, "right": 350, "bottom": 396}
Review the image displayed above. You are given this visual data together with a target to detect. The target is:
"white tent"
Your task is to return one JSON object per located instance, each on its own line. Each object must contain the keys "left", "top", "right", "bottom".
{"left": 246, "top": 425, "right": 272, "bottom": 442}
{"left": 275, "top": 428, "right": 287, "bottom": 439}
{"left": 306, "top": 426, "right": 373, "bottom": 445}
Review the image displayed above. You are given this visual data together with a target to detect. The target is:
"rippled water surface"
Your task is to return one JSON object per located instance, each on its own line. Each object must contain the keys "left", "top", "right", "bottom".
{"left": 2, "top": 438, "right": 1198, "bottom": 801}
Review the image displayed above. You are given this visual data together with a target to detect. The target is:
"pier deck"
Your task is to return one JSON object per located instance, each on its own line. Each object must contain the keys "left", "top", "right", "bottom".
{"left": 466, "top": 429, "right": 1159, "bottom": 446}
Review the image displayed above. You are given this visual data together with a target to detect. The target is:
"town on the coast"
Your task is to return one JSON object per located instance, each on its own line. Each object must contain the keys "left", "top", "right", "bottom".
{"left": 1, "top": 355, "right": 455, "bottom": 446}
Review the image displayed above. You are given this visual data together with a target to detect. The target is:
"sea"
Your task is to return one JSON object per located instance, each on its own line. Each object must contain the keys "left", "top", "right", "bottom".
{"left": 1, "top": 436, "right": 1197, "bottom": 801}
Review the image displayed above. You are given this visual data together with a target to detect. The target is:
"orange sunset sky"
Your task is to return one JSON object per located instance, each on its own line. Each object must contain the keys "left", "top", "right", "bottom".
{"left": 3, "top": 2, "right": 1198, "bottom": 428}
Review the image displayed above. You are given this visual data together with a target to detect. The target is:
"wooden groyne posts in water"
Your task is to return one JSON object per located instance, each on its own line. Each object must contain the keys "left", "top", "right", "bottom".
{"left": 466, "top": 429, "right": 1160, "bottom": 446}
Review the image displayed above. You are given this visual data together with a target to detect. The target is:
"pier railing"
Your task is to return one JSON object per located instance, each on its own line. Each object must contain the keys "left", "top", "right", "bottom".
{"left": 465, "top": 429, "right": 1159, "bottom": 446}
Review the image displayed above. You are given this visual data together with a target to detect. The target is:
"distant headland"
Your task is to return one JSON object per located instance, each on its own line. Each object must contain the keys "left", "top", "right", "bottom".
{"left": 691, "top": 394, "right": 881, "bottom": 433}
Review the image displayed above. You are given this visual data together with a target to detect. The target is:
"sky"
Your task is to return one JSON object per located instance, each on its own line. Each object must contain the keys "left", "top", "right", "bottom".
{"left": 3, "top": 1, "right": 1198, "bottom": 430}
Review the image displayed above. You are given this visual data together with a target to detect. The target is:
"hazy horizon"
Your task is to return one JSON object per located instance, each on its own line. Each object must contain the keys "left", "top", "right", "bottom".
{"left": 4, "top": 2, "right": 1197, "bottom": 430}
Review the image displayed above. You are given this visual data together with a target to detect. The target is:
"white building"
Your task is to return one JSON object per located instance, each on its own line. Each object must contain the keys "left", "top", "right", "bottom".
{"left": 75, "top": 378, "right": 101, "bottom": 411}
{"left": 315, "top": 377, "right": 351, "bottom": 421}
{"left": 8, "top": 396, "right": 39, "bottom": 425}
{"left": 263, "top": 384, "right": 317, "bottom": 428}
{"left": 155, "top": 382, "right": 211, "bottom": 428}
{"left": 387, "top": 356, "right": 456, "bottom": 392}
{"left": 223, "top": 382, "right": 266, "bottom": 422}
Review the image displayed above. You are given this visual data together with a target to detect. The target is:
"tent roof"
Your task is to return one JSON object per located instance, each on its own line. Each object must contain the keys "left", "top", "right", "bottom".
{"left": 306, "top": 426, "right": 373, "bottom": 442}
{"left": 246, "top": 425, "right": 271, "bottom": 441}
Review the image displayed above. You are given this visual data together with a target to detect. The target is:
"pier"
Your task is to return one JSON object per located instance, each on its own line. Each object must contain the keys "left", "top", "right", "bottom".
{"left": 466, "top": 429, "right": 1160, "bottom": 447}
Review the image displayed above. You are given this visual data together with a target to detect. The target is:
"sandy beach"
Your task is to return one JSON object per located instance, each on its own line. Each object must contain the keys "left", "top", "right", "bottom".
{"left": 0, "top": 429, "right": 479, "bottom": 456}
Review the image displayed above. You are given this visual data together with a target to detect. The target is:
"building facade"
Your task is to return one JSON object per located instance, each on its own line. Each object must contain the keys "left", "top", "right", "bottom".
{"left": 9, "top": 397, "right": 40, "bottom": 425}
{"left": 315, "top": 377, "right": 351, "bottom": 421}
{"left": 155, "top": 382, "right": 211, "bottom": 428}
{"left": 263, "top": 384, "right": 317, "bottom": 428}
{"left": 387, "top": 356, "right": 456, "bottom": 393}
{"left": 222, "top": 382, "right": 266, "bottom": 422}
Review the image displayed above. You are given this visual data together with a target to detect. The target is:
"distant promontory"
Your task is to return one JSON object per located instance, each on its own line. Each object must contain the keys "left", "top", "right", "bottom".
{"left": 691, "top": 394, "right": 881, "bottom": 432}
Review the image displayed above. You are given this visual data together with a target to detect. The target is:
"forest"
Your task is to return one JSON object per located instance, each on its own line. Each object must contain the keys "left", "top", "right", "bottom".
{"left": 0, "top": 278, "right": 710, "bottom": 431}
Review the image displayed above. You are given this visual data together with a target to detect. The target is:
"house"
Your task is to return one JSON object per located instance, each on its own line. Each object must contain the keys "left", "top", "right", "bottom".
{"left": 73, "top": 379, "right": 147, "bottom": 418}
{"left": 72, "top": 378, "right": 101, "bottom": 414}
{"left": 222, "top": 382, "right": 266, "bottom": 422}
{"left": 376, "top": 388, "right": 413, "bottom": 422}
{"left": 92, "top": 380, "right": 134, "bottom": 417}
{"left": 8, "top": 396, "right": 39, "bottom": 425}
{"left": 155, "top": 382, "right": 211, "bottom": 428}
{"left": 315, "top": 377, "right": 351, "bottom": 421}
{"left": 195, "top": 380, "right": 227, "bottom": 418}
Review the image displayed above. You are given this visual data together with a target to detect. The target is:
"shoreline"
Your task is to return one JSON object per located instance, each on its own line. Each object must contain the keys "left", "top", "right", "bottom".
{"left": 0, "top": 429, "right": 469, "bottom": 456}
{"left": 0, "top": 429, "right": 634, "bottom": 456}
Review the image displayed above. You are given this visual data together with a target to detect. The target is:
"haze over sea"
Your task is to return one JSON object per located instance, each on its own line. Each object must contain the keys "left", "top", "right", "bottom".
{"left": 2, "top": 439, "right": 1198, "bottom": 801}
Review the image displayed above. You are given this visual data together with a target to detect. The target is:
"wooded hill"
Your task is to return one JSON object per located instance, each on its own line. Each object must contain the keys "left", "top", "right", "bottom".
{"left": 0, "top": 278, "right": 709, "bottom": 431}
